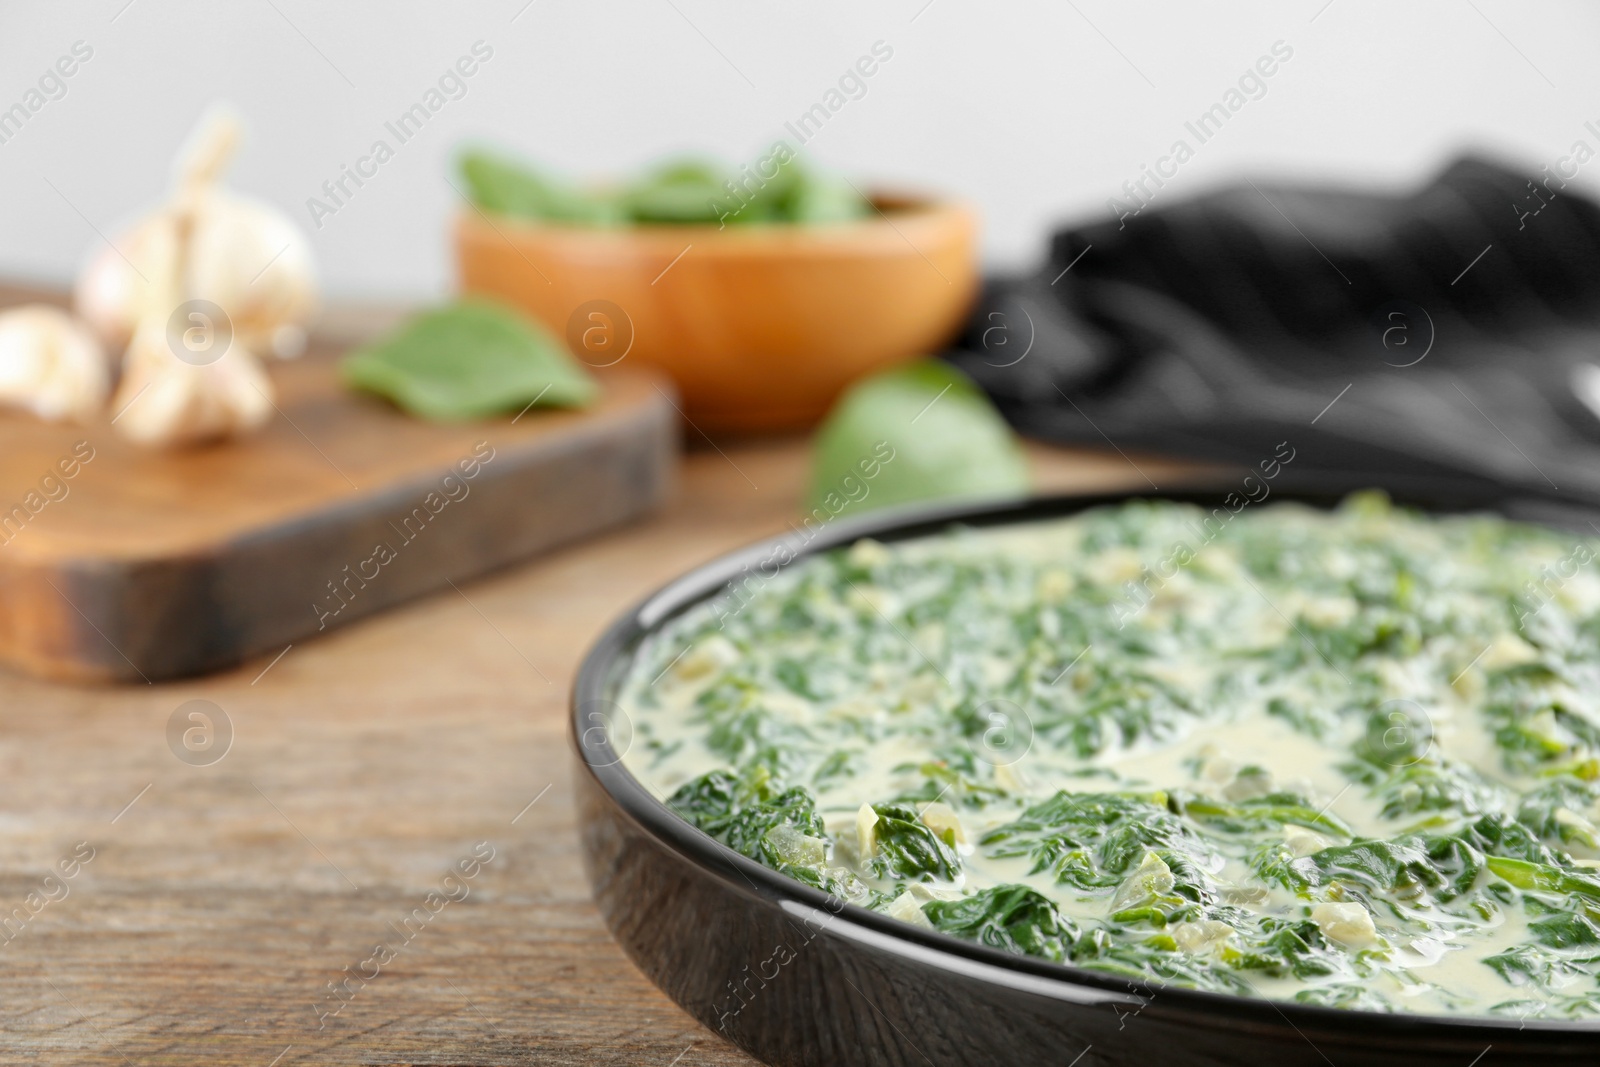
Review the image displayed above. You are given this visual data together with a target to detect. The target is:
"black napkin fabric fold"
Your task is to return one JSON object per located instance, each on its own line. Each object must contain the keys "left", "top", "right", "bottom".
{"left": 947, "top": 156, "right": 1600, "bottom": 507}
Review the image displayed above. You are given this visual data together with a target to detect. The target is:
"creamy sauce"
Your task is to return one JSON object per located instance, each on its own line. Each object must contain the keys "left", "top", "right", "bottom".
{"left": 618, "top": 495, "right": 1600, "bottom": 1017}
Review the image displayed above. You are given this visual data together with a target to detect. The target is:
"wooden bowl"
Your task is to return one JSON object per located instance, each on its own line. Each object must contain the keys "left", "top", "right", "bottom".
{"left": 454, "top": 195, "right": 978, "bottom": 433}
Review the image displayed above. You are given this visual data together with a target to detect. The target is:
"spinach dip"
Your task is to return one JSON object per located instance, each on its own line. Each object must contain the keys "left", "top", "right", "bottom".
{"left": 617, "top": 494, "right": 1600, "bottom": 1018}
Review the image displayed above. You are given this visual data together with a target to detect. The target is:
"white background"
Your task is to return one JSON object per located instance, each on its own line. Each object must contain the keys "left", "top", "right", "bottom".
{"left": 1, "top": 0, "right": 1597, "bottom": 300}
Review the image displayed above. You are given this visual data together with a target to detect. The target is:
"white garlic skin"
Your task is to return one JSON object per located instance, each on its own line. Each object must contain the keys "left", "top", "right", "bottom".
{"left": 186, "top": 189, "right": 316, "bottom": 354}
{"left": 74, "top": 190, "right": 316, "bottom": 359}
{"left": 0, "top": 304, "right": 110, "bottom": 423}
{"left": 111, "top": 317, "right": 273, "bottom": 448}
{"left": 76, "top": 103, "right": 318, "bottom": 449}
{"left": 74, "top": 220, "right": 178, "bottom": 354}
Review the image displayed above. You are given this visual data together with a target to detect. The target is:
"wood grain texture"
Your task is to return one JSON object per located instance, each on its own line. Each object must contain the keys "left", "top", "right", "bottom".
{"left": 0, "top": 310, "right": 676, "bottom": 683}
{"left": 0, "top": 436, "right": 1204, "bottom": 1067}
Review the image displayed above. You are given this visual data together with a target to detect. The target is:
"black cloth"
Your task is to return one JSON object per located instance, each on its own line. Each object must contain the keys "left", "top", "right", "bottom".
{"left": 947, "top": 156, "right": 1600, "bottom": 507}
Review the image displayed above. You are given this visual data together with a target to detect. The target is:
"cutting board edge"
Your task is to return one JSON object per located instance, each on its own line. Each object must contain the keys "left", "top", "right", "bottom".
{"left": 0, "top": 389, "right": 680, "bottom": 684}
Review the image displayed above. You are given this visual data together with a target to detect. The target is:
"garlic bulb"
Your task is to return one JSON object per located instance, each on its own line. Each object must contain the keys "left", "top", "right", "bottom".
{"left": 80, "top": 190, "right": 315, "bottom": 360}
{"left": 0, "top": 305, "right": 109, "bottom": 422}
{"left": 75, "top": 221, "right": 178, "bottom": 354}
{"left": 185, "top": 189, "right": 315, "bottom": 358}
{"left": 111, "top": 317, "right": 272, "bottom": 447}
{"left": 74, "top": 104, "right": 317, "bottom": 448}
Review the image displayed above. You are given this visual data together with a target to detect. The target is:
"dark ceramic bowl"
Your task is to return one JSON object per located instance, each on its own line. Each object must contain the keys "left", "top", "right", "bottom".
{"left": 572, "top": 480, "right": 1600, "bottom": 1067}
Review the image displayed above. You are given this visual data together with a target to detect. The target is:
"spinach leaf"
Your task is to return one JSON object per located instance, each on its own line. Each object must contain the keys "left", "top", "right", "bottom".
{"left": 1517, "top": 778, "right": 1600, "bottom": 852}
{"left": 1357, "top": 760, "right": 1508, "bottom": 822}
{"left": 1529, "top": 910, "right": 1600, "bottom": 949}
{"left": 667, "top": 769, "right": 862, "bottom": 901}
{"left": 1266, "top": 694, "right": 1342, "bottom": 739}
{"left": 983, "top": 792, "right": 1214, "bottom": 903}
{"left": 807, "top": 361, "right": 1030, "bottom": 519}
{"left": 1036, "top": 665, "right": 1202, "bottom": 759}
{"left": 1349, "top": 702, "right": 1434, "bottom": 769}
{"left": 1462, "top": 814, "right": 1568, "bottom": 866}
{"left": 1174, "top": 791, "right": 1353, "bottom": 839}
{"left": 1489, "top": 993, "right": 1600, "bottom": 1020}
{"left": 458, "top": 147, "right": 869, "bottom": 226}
{"left": 1292, "top": 983, "right": 1395, "bottom": 1012}
{"left": 1485, "top": 944, "right": 1600, "bottom": 994}
{"left": 922, "top": 884, "right": 1080, "bottom": 963}
{"left": 342, "top": 299, "right": 597, "bottom": 421}
{"left": 459, "top": 149, "right": 617, "bottom": 223}
{"left": 811, "top": 749, "right": 861, "bottom": 790}
{"left": 1481, "top": 662, "right": 1600, "bottom": 772}
{"left": 891, "top": 760, "right": 1007, "bottom": 811}
{"left": 1488, "top": 856, "right": 1600, "bottom": 902}
{"left": 619, "top": 158, "right": 732, "bottom": 224}
{"left": 1261, "top": 816, "right": 1569, "bottom": 907}
{"left": 1255, "top": 837, "right": 1459, "bottom": 903}
{"left": 694, "top": 674, "right": 816, "bottom": 779}
{"left": 666, "top": 769, "right": 741, "bottom": 826}
{"left": 1231, "top": 917, "right": 1345, "bottom": 980}
{"left": 865, "top": 803, "right": 961, "bottom": 882}
{"left": 668, "top": 768, "right": 823, "bottom": 856}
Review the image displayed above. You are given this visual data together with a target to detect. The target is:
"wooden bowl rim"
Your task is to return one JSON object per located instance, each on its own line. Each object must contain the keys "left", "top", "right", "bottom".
{"left": 455, "top": 190, "right": 975, "bottom": 256}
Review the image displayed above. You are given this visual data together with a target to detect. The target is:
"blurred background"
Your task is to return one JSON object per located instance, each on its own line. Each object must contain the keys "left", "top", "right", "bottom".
{"left": 3, "top": 0, "right": 1599, "bottom": 298}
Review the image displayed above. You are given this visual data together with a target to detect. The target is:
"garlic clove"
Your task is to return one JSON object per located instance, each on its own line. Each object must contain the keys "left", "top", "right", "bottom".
{"left": 0, "top": 304, "right": 110, "bottom": 423}
{"left": 112, "top": 316, "right": 273, "bottom": 448}
{"left": 185, "top": 189, "right": 316, "bottom": 354}
{"left": 73, "top": 214, "right": 180, "bottom": 353}
{"left": 1310, "top": 901, "right": 1380, "bottom": 949}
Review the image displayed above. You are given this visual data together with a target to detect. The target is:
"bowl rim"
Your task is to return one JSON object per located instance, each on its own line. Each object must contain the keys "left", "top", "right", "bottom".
{"left": 572, "top": 474, "right": 1600, "bottom": 1043}
{"left": 455, "top": 189, "right": 975, "bottom": 247}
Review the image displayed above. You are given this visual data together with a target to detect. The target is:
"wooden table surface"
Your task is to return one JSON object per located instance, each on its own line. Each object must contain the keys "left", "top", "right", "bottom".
{"left": 0, "top": 434, "right": 1200, "bottom": 1067}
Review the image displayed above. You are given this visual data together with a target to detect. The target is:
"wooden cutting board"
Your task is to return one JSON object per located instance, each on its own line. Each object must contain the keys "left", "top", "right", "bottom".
{"left": 0, "top": 321, "right": 676, "bottom": 683}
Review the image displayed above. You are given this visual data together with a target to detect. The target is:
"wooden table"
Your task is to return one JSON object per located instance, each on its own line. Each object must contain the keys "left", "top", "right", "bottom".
{"left": 0, "top": 436, "right": 1199, "bottom": 1066}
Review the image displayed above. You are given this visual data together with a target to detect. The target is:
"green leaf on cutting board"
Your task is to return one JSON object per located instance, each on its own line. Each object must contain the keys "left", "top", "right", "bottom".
{"left": 341, "top": 299, "right": 599, "bottom": 422}
{"left": 807, "top": 360, "right": 1030, "bottom": 517}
